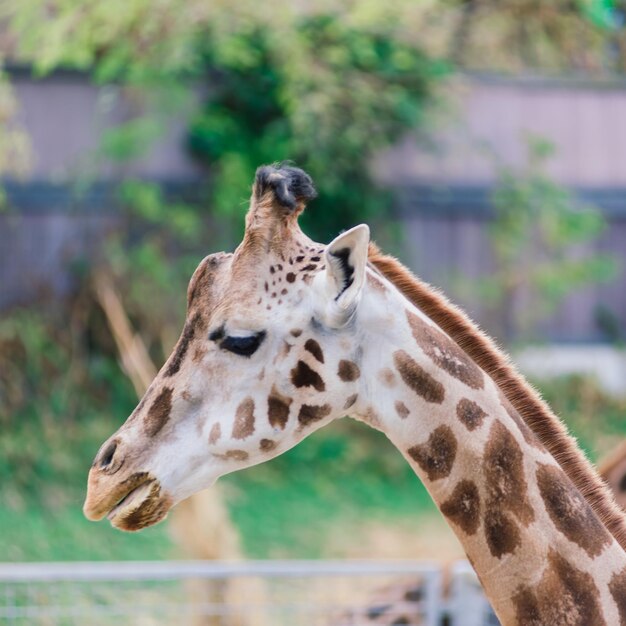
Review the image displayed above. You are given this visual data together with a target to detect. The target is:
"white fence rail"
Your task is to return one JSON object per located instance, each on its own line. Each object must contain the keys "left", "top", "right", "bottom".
{"left": 0, "top": 560, "right": 498, "bottom": 626}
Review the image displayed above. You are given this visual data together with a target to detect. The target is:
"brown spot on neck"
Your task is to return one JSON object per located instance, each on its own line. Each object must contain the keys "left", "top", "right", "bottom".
{"left": 513, "top": 550, "right": 605, "bottom": 625}
{"left": 394, "top": 400, "right": 410, "bottom": 419}
{"left": 268, "top": 385, "right": 292, "bottom": 429}
{"left": 408, "top": 425, "right": 457, "bottom": 481}
{"left": 260, "top": 438, "right": 277, "bottom": 452}
{"left": 393, "top": 350, "right": 445, "bottom": 404}
{"left": 456, "top": 398, "right": 487, "bottom": 431}
{"left": 338, "top": 359, "right": 360, "bottom": 382}
{"left": 144, "top": 387, "right": 173, "bottom": 437}
{"left": 378, "top": 368, "right": 396, "bottom": 387}
{"left": 537, "top": 463, "right": 611, "bottom": 558}
{"left": 484, "top": 508, "right": 521, "bottom": 558}
{"left": 298, "top": 403, "right": 332, "bottom": 427}
{"left": 406, "top": 310, "right": 484, "bottom": 390}
{"left": 343, "top": 393, "right": 358, "bottom": 411}
{"left": 214, "top": 449, "right": 249, "bottom": 461}
{"left": 304, "top": 338, "right": 324, "bottom": 363}
{"left": 481, "top": 419, "right": 534, "bottom": 558}
{"left": 441, "top": 479, "right": 480, "bottom": 535}
{"left": 291, "top": 360, "right": 325, "bottom": 392}
{"left": 609, "top": 567, "right": 626, "bottom": 625}
{"left": 232, "top": 397, "right": 255, "bottom": 439}
{"left": 208, "top": 422, "right": 221, "bottom": 445}
{"left": 483, "top": 419, "right": 535, "bottom": 526}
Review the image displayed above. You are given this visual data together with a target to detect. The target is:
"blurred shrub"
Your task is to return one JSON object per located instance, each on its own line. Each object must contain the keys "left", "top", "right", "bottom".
{"left": 187, "top": 14, "right": 446, "bottom": 241}
{"left": 470, "top": 136, "right": 618, "bottom": 340}
{"left": 6, "top": 1, "right": 447, "bottom": 244}
{"left": 0, "top": 299, "right": 137, "bottom": 509}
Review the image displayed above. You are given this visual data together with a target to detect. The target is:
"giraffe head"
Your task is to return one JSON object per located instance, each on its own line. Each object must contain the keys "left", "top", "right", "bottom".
{"left": 84, "top": 165, "right": 371, "bottom": 530}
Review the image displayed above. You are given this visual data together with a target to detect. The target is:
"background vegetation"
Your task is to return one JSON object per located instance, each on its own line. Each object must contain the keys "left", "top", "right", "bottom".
{"left": 2, "top": 0, "right": 626, "bottom": 562}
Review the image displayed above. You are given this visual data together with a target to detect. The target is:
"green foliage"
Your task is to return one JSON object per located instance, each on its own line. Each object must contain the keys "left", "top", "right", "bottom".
{"left": 6, "top": 1, "right": 447, "bottom": 244}
{"left": 476, "top": 136, "right": 618, "bottom": 339}
{"left": 0, "top": 306, "right": 136, "bottom": 502}
{"left": 188, "top": 14, "right": 446, "bottom": 241}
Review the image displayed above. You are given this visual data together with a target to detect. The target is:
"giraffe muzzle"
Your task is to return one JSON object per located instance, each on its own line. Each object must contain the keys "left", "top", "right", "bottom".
{"left": 83, "top": 468, "right": 173, "bottom": 531}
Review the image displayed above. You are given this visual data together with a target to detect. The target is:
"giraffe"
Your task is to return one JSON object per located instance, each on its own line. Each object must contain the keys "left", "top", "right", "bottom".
{"left": 84, "top": 164, "right": 626, "bottom": 625}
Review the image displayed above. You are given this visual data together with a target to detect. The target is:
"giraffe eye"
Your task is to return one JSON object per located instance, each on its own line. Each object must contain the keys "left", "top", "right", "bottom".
{"left": 220, "top": 332, "right": 266, "bottom": 357}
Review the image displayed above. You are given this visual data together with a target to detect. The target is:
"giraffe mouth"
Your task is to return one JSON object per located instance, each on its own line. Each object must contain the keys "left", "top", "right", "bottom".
{"left": 106, "top": 478, "right": 173, "bottom": 532}
{"left": 84, "top": 470, "right": 172, "bottom": 531}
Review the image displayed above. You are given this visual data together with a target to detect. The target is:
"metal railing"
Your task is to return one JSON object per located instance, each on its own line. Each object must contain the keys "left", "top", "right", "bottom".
{"left": 0, "top": 560, "right": 498, "bottom": 626}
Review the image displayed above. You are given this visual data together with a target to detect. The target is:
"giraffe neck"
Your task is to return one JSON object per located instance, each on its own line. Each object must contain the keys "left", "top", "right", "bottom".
{"left": 353, "top": 268, "right": 626, "bottom": 625}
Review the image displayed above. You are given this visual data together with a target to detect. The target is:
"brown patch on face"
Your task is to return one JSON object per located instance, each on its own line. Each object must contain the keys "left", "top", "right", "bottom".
{"left": 343, "top": 394, "right": 358, "bottom": 410}
{"left": 268, "top": 385, "right": 292, "bottom": 429}
{"left": 484, "top": 507, "right": 521, "bottom": 558}
{"left": 456, "top": 398, "right": 487, "bottom": 431}
{"left": 260, "top": 439, "right": 277, "bottom": 452}
{"left": 483, "top": 419, "right": 535, "bottom": 526}
{"left": 441, "top": 479, "right": 481, "bottom": 535}
{"left": 513, "top": 550, "right": 605, "bottom": 626}
{"left": 193, "top": 346, "right": 206, "bottom": 362}
{"left": 165, "top": 312, "right": 201, "bottom": 377}
{"left": 378, "top": 368, "right": 396, "bottom": 387}
{"left": 394, "top": 400, "right": 410, "bottom": 419}
{"left": 537, "top": 463, "right": 611, "bottom": 558}
{"left": 298, "top": 403, "right": 332, "bottom": 427}
{"left": 144, "top": 387, "right": 173, "bottom": 437}
{"left": 393, "top": 350, "right": 445, "bottom": 404}
{"left": 208, "top": 422, "right": 221, "bottom": 445}
{"left": 232, "top": 397, "right": 255, "bottom": 440}
{"left": 498, "top": 390, "right": 544, "bottom": 450}
{"left": 291, "top": 360, "right": 325, "bottom": 392}
{"left": 338, "top": 360, "right": 360, "bottom": 382}
{"left": 304, "top": 338, "right": 324, "bottom": 363}
{"left": 609, "top": 567, "right": 626, "bottom": 625}
{"left": 286, "top": 272, "right": 296, "bottom": 283}
{"left": 290, "top": 329, "right": 302, "bottom": 337}
{"left": 407, "top": 425, "right": 457, "bottom": 481}
{"left": 406, "top": 310, "right": 484, "bottom": 390}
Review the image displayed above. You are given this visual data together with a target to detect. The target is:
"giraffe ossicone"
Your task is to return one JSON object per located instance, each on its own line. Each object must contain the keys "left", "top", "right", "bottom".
{"left": 84, "top": 164, "right": 626, "bottom": 625}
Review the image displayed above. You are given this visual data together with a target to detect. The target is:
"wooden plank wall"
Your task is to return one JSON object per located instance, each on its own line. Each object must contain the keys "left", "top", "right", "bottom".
{"left": 400, "top": 203, "right": 626, "bottom": 343}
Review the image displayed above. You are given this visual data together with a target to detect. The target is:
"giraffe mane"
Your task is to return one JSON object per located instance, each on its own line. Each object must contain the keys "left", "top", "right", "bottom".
{"left": 367, "top": 241, "right": 626, "bottom": 553}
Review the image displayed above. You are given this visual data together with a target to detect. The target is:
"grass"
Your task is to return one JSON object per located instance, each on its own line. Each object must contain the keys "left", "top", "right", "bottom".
{"left": 223, "top": 419, "right": 436, "bottom": 558}
{"left": 1, "top": 417, "right": 437, "bottom": 562}
{"left": 2, "top": 303, "right": 625, "bottom": 562}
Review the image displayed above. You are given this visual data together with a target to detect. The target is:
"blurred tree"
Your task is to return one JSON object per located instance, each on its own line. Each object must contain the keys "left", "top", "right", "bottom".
{"left": 0, "top": 64, "right": 30, "bottom": 207}
{"left": 433, "top": 0, "right": 625, "bottom": 72}
{"left": 475, "top": 136, "right": 618, "bottom": 340}
{"left": 3, "top": 0, "right": 447, "bottom": 243}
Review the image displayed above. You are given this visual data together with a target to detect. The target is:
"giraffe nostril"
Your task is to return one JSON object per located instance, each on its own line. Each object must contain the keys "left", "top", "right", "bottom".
{"left": 98, "top": 440, "right": 118, "bottom": 470}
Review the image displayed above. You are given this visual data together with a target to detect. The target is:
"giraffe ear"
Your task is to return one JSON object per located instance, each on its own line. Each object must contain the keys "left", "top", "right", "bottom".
{"left": 321, "top": 224, "right": 370, "bottom": 327}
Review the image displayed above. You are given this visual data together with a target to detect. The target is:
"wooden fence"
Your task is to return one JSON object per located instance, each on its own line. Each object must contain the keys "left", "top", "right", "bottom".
{"left": 1, "top": 182, "right": 624, "bottom": 343}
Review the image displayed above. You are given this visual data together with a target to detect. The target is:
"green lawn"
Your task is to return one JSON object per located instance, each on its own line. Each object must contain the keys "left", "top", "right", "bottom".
{"left": 2, "top": 372, "right": 625, "bottom": 563}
